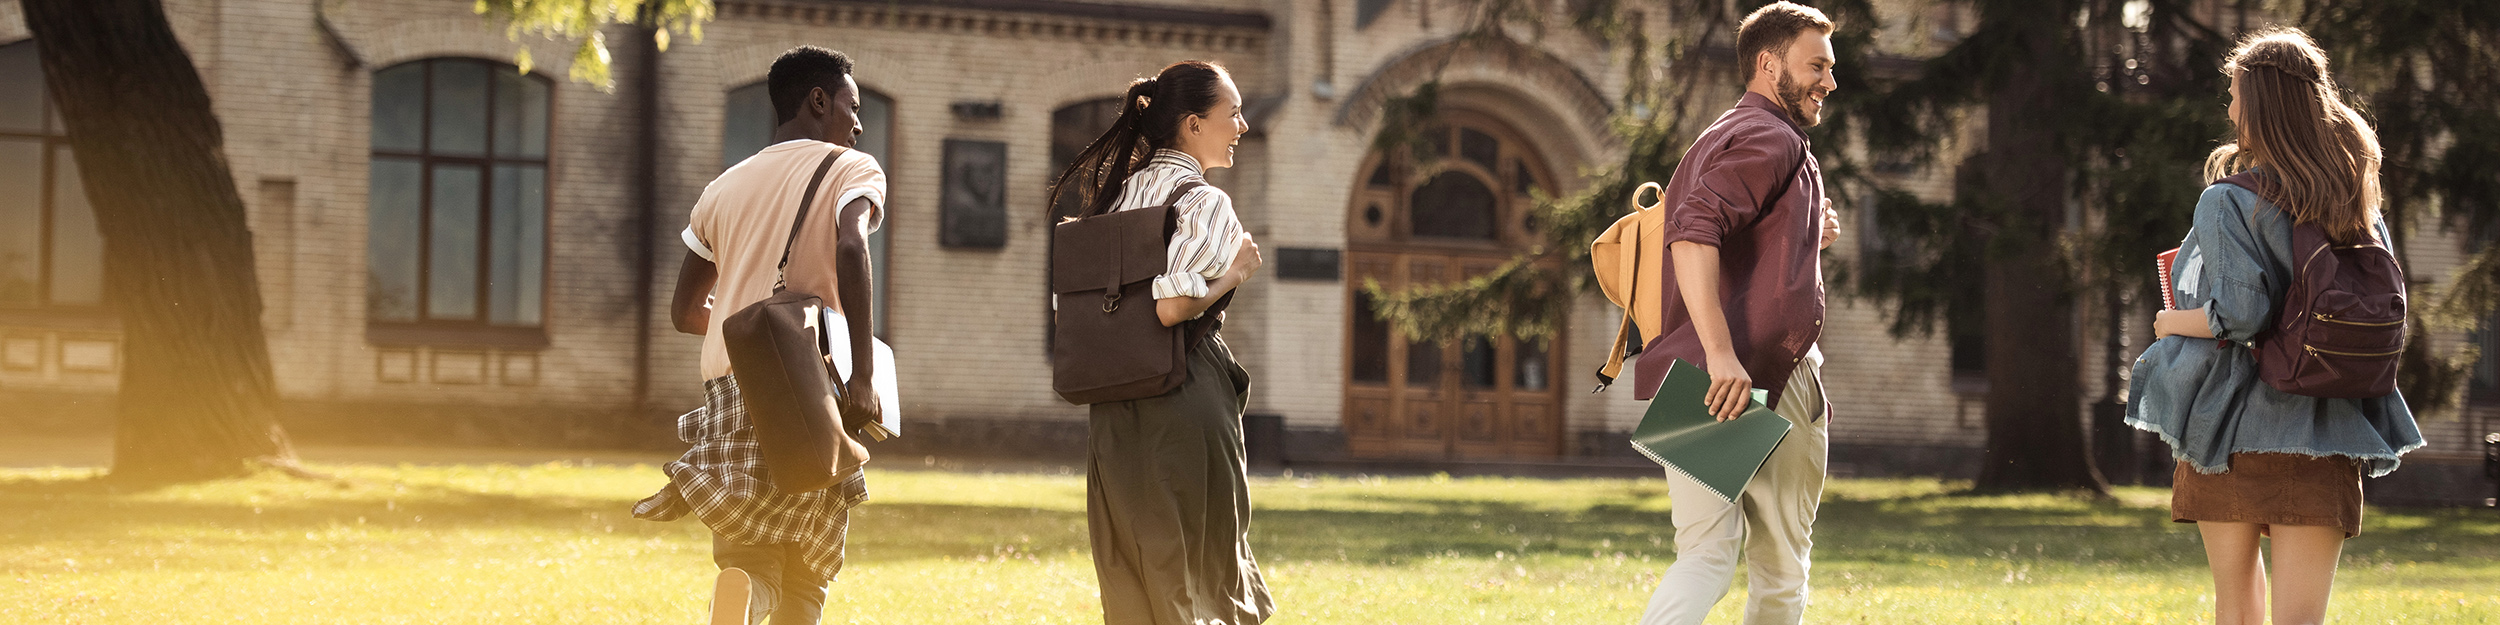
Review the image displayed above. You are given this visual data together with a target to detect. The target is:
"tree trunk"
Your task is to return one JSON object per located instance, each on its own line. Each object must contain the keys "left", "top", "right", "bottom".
{"left": 22, "top": 0, "right": 294, "bottom": 483}
{"left": 1973, "top": 11, "right": 2108, "bottom": 495}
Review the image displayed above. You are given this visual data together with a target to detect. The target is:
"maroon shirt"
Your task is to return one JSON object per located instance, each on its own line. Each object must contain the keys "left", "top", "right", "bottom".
{"left": 1633, "top": 92, "right": 1826, "bottom": 410}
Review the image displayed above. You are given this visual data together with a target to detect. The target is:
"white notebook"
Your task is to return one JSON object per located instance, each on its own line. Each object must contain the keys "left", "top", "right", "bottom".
{"left": 817, "top": 309, "right": 901, "bottom": 440}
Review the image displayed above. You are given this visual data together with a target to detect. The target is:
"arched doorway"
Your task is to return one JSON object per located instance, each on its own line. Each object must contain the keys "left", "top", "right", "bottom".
{"left": 1344, "top": 111, "right": 1565, "bottom": 459}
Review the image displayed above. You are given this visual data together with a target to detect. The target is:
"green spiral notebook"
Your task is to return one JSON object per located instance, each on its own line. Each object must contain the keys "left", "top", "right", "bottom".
{"left": 1631, "top": 359, "right": 1794, "bottom": 502}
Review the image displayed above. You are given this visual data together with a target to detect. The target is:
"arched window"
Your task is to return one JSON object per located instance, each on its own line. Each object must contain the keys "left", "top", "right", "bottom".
{"left": 1049, "top": 98, "right": 1124, "bottom": 219}
{"left": 1347, "top": 117, "right": 1547, "bottom": 248}
{"left": 367, "top": 58, "right": 551, "bottom": 330}
{"left": 722, "top": 81, "right": 894, "bottom": 336}
{"left": 0, "top": 39, "right": 102, "bottom": 309}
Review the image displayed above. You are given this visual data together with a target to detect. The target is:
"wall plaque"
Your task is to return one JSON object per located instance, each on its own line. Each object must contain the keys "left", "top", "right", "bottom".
{"left": 940, "top": 139, "right": 1008, "bottom": 248}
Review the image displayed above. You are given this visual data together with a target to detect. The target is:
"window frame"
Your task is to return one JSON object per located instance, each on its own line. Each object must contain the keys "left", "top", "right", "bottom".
{"left": 363, "top": 57, "right": 556, "bottom": 348}
{"left": 0, "top": 38, "right": 107, "bottom": 317}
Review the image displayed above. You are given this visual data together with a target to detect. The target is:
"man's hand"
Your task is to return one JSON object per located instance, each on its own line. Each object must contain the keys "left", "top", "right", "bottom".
{"left": 1819, "top": 198, "right": 1841, "bottom": 251}
{"left": 838, "top": 378, "right": 879, "bottom": 465}
{"left": 840, "top": 378, "right": 882, "bottom": 430}
{"left": 1703, "top": 351, "right": 1755, "bottom": 421}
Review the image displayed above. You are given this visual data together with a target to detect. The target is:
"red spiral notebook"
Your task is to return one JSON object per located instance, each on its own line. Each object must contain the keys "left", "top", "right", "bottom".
{"left": 2156, "top": 247, "right": 2181, "bottom": 310}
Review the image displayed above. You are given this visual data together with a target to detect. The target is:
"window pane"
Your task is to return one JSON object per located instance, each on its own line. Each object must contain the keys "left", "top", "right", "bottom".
{"left": 427, "top": 164, "right": 482, "bottom": 320}
{"left": 0, "top": 139, "right": 40, "bottom": 306}
{"left": 1406, "top": 338, "right": 1442, "bottom": 389}
{"left": 428, "top": 61, "right": 489, "bottom": 157}
{"left": 492, "top": 70, "right": 548, "bottom": 159}
{"left": 1350, "top": 290, "right": 1389, "bottom": 382}
{"left": 488, "top": 165, "right": 544, "bottom": 326}
{"left": 722, "top": 82, "right": 774, "bottom": 171}
{"left": 0, "top": 41, "right": 44, "bottom": 134}
{"left": 856, "top": 91, "right": 892, "bottom": 335}
{"left": 1410, "top": 172, "right": 1498, "bottom": 239}
{"left": 857, "top": 90, "right": 893, "bottom": 167}
{"left": 1461, "top": 335, "right": 1497, "bottom": 389}
{"left": 1513, "top": 335, "right": 1549, "bottom": 391}
{"left": 371, "top": 63, "right": 426, "bottom": 152}
{"left": 367, "top": 157, "right": 424, "bottom": 321}
{"left": 1459, "top": 128, "right": 1500, "bottom": 171}
{"left": 47, "top": 145, "right": 101, "bottom": 305}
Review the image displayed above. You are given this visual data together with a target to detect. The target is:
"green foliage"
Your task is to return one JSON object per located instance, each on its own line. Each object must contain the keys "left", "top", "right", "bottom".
{"left": 7, "top": 460, "right": 2498, "bottom": 622}
{"left": 472, "top": 0, "right": 714, "bottom": 90}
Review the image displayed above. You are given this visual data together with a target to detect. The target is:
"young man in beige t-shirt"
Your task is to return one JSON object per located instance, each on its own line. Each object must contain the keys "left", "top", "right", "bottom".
{"left": 632, "top": 46, "right": 882, "bottom": 625}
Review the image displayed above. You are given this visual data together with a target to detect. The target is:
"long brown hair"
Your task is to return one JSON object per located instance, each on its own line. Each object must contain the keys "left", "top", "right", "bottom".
{"left": 1046, "top": 61, "right": 1230, "bottom": 219}
{"left": 2203, "top": 28, "right": 2382, "bottom": 243}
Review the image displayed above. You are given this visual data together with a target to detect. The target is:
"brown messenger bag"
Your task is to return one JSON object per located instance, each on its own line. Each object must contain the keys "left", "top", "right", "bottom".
{"left": 720, "top": 147, "right": 869, "bottom": 494}
{"left": 1050, "top": 181, "right": 1230, "bottom": 405}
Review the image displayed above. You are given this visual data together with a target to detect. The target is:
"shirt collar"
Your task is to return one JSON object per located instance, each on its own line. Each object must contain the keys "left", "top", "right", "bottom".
{"left": 1738, "top": 91, "right": 1807, "bottom": 135}
{"left": 1150, "top": 149, "right": 1205, "bottom": 175}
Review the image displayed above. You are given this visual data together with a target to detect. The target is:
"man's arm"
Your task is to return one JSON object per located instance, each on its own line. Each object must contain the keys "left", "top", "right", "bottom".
{"left": 1670, "top": 241, "right": 1752, "bottom": 421}
{"left": 670, "top": 250, "right": 717, "bottom": 335}
{"left": 832, "top": 196, "right": 880, "bottom": 417}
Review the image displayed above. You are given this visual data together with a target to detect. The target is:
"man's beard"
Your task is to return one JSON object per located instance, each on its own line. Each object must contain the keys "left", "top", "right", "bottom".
{"left": 1775, "top": 68, "right": 1824, "bottom": 128}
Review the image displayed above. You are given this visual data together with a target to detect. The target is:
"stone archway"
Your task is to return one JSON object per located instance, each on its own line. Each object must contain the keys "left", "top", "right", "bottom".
{"left": 1342, "top": 109, "right": 1566, "bottom": 460}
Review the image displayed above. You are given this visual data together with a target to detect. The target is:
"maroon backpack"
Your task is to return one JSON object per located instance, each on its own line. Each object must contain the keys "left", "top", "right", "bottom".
{"left": 2220, "top": 171, "right": 2407, "bottom": 398}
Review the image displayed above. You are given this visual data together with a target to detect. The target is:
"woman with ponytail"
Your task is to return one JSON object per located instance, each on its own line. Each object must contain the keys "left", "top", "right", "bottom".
{"left": 2127, "top": 28, "right": 2422, "bottom": 625}
{"left": 1046, "top": 60, "right": 1273, "bottom": 625}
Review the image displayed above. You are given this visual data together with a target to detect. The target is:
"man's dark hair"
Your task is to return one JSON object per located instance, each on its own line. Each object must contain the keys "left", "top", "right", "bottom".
{"left": 768, "top": 46, "right": 855, "bottom": 124}
{"left": 1735, "top": 2, "right": 1834, "bottom": 84}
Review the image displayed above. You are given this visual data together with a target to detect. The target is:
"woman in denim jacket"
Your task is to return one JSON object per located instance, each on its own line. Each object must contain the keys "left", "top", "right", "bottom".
{"left": 2126, "top": 28, "right": 2423, "bottom": 625}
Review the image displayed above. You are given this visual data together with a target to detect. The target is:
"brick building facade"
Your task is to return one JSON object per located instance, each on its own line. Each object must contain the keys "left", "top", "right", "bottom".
{"left": 0, "top": 0, "right": 2490, "bottom": 496}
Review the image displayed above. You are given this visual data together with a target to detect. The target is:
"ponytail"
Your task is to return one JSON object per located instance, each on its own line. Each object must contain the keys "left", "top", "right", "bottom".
{"left": 1048, "top": 61, "right": 1230, "bottom": 219}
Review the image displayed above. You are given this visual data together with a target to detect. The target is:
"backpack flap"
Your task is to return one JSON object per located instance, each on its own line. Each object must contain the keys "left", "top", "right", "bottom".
{"left": 1051, "top": 205, "right": 1174, "bottom": 298}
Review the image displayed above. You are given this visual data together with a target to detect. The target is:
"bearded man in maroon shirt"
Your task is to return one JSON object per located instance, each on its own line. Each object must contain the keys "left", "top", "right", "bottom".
{"left": 1634, "top": 3, "right": 1845, "bottom": 624}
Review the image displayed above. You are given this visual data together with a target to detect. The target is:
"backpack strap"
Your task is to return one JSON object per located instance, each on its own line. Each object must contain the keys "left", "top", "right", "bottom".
{"left": 771, "top": 146, "right": 850, "bottom": 293}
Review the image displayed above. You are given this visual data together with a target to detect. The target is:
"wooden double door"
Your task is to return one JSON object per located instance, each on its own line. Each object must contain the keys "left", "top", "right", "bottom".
{"left": 1343, "top": 250, "right": 1565, "bottom": 459}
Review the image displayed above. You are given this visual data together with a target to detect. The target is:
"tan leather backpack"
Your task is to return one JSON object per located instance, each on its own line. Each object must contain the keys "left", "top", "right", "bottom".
{"left": 1589, "top": 182, "right": 1667, "bottom": 392}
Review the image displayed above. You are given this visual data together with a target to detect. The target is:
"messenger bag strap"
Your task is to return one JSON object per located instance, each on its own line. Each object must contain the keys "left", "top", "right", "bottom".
{"left": 771, "top": 146, "right": 849, "bottom": 292}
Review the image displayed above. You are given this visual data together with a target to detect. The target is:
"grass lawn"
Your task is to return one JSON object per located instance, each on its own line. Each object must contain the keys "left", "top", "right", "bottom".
{"left": 3, "top": 456, "right": 2495, "bottom": 624}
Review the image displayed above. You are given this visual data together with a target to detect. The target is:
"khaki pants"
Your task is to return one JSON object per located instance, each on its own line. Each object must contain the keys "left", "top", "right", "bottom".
{"left": 1639, "top": 356, "right": 1829, "bottom": 625}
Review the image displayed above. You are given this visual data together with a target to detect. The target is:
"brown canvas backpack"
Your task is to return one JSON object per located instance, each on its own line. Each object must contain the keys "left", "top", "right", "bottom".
{"left": 2220, "top": 171, "right": 2407, "bottom": 398}
{"left": 1049, "top": 181, "right": 1229, "bottom": 405}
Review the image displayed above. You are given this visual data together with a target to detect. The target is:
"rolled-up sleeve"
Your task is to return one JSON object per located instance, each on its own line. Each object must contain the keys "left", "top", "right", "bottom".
{"left": 1151, "top": 185, "right": 1244, "bottom": 300}
{"left": 830, "top": 150, "right": 888, "bottom": 234}
{"left": 2189, "top": 186, "right": 2277, "bottom": 344}
{"left": 1663, "top": 123, "right": 1800, "bottom": 248}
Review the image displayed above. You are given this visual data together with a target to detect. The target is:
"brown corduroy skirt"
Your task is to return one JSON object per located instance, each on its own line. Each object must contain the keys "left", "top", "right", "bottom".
{"left": 2171, "top": 452, "right": 2366, "bottom": 538}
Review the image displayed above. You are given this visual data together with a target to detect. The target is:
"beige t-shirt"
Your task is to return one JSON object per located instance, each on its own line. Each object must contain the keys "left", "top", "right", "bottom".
{"left": 684, "top": 140, "right": 885, "bottom": 381}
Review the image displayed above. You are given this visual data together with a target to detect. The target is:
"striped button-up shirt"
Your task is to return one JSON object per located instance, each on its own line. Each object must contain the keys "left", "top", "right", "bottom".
{"left": 1111, "top": 149, "right": 1246, "bottom": 302}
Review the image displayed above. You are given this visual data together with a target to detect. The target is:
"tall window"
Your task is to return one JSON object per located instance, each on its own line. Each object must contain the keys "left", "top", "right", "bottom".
{"left": 724, "top": 81, "right": 894, "bottom": 336}
{"left": 368, "top": 58, "right": 550, "bottom": 330}
{"left": 0, "top": 40, "right": 104, "bottom": 309}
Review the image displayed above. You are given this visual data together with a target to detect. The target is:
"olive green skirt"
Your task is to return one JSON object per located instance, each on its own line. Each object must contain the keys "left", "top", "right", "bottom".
{"left": 1086, "top": 334, "right": 1274, "bottom": 625}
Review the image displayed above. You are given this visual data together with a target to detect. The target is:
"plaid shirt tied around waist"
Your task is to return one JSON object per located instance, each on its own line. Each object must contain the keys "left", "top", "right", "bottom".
{"left": 634, "top": 375, "right": 870, "bottom": 580}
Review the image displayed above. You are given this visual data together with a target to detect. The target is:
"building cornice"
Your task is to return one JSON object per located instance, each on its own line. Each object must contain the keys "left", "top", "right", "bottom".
{"left": 719, "top": 0, "right": 1270, "bottom": 51}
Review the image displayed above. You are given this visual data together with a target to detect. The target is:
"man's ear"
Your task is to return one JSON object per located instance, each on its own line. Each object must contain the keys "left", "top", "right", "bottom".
{"left": 808, "top": 87, "right": 829, "bottom": 117}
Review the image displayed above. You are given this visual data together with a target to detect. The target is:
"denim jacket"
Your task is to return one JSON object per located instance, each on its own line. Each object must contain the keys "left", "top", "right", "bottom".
{"left": 2125, "top": 182, "right": 2425, "bottom": 477}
